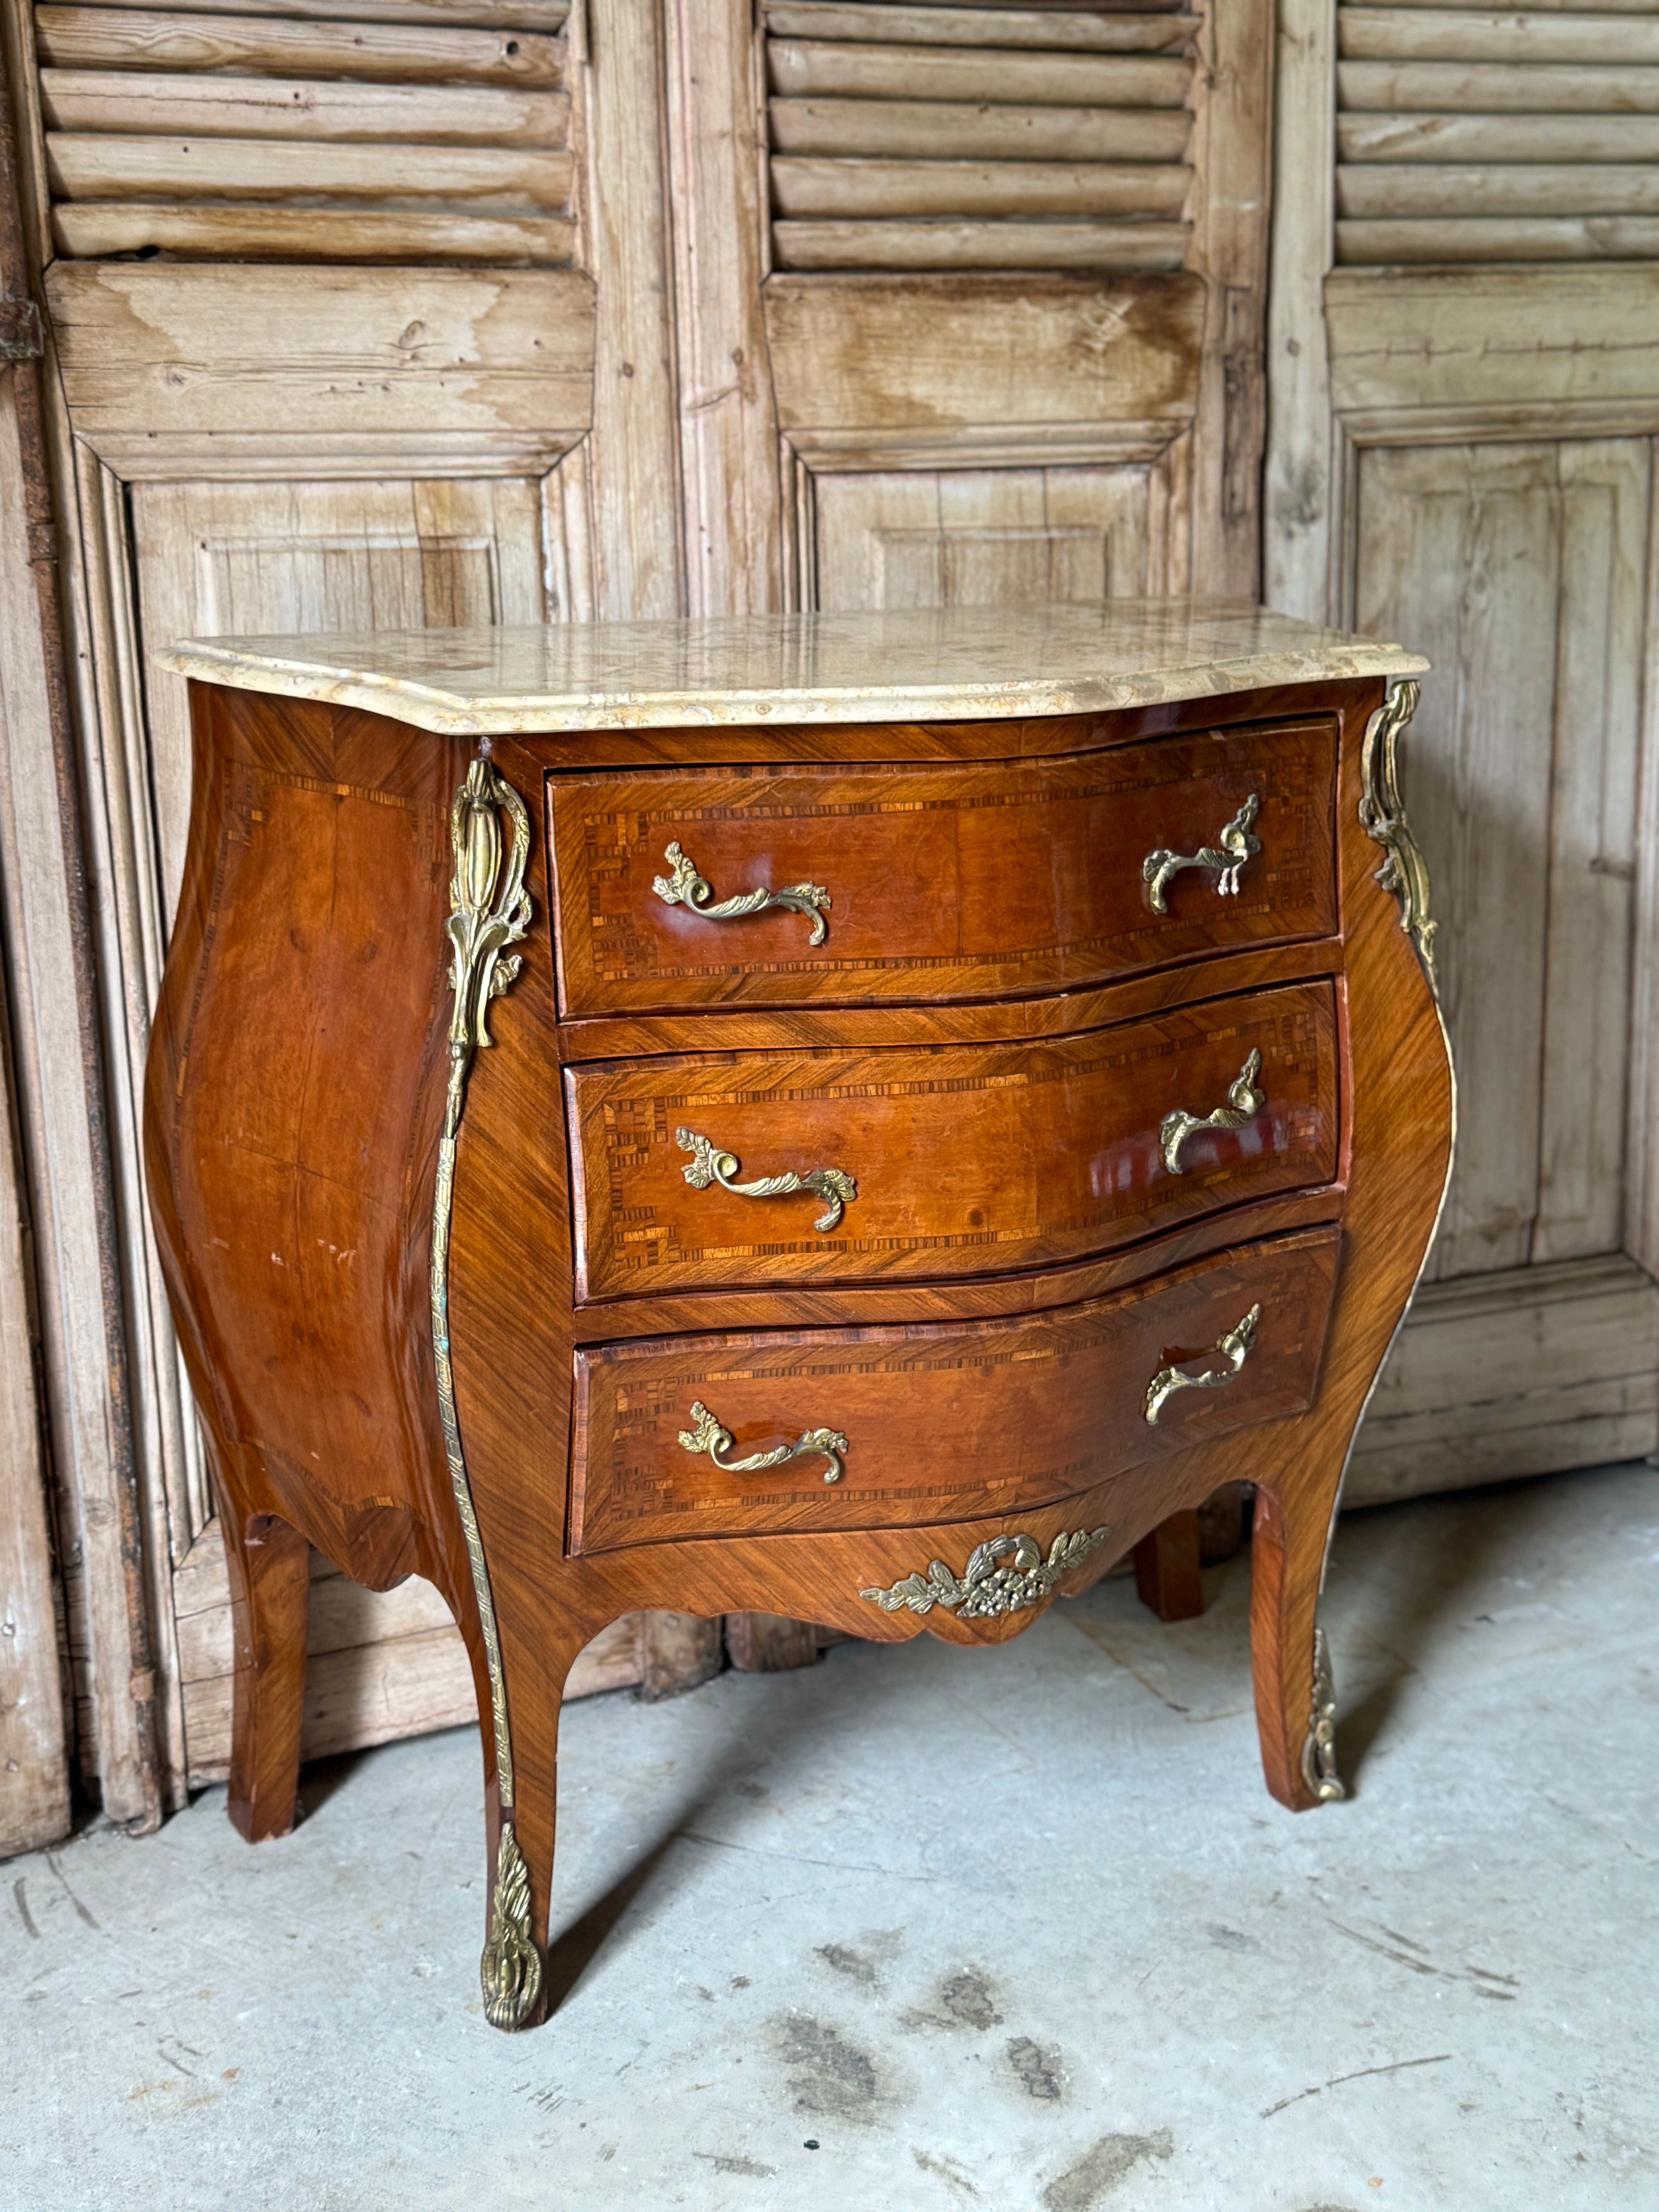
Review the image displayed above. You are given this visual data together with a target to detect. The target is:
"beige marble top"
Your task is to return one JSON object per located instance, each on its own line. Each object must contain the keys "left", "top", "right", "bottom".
{"left": 155, "top": 601, "right": 1427, "bottom": 737}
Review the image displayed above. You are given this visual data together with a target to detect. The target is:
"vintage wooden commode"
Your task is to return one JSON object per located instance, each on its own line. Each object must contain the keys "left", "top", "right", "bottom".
{"left": 144, "top": 603, "right": 1451, "bottom": 2032}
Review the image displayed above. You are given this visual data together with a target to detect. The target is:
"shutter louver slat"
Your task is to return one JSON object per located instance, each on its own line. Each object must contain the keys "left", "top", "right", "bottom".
{"left": 36, "top": 2, "right": 573, "bottom": 265}
{"left": 763, "top": 0, "right": 1197, "bottom": 273}
{"left": 1335, "top": 2, "right": 1659, "bottom": 264}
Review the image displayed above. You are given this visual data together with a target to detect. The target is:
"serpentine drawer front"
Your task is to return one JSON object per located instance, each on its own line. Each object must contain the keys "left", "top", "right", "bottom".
{"left": 146, "top": 606, "right": 1451, "bottom": 2034}
{"left": 567, "top": 979, "right": 1341, "bottom": 1299}
{"left": 567, "top": 1226, "right": 1342, "bottom": 1554}
{"left": 548, "top": 720, "right": 1338, "bottom": 1015}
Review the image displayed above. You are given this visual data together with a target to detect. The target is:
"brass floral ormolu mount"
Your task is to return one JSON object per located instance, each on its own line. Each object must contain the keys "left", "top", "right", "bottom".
{"left": 860, "top": 1527, "right": 1114, "bottom": 1620}
{"left": 434, "top": 754, "right": 540, "bottom": 2032}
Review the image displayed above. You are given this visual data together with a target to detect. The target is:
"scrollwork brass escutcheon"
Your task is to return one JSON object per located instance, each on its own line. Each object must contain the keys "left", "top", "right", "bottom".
{"left": 1143, "top": 1302, "right": 1261, "bottom": 1425}
{"left": 676, "top": 1126, "right": 856, "bottom": 1232}
{"left": 1142, "top": 795, "right": 1262, "bottom": 914}
{"left": 1159, "top": 1048, "right": 1266, "bottom": 1175}
{"left": 679, "top": 1399, "right": 849, "bottom": 1486}
{"left": 652, "top": 840, "right": 831, "bottom": 945}
{"left": 860, "top": 1527, "right": 1113, "bottom": 1620}
{"left": 1359, "top": 679, "right": 1437, "bottom": 988}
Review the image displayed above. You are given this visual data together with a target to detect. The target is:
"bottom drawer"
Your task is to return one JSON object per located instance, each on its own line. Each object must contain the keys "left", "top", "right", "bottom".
{"left": 568, "top": 1225, "right": 1341, "bottom": 1554}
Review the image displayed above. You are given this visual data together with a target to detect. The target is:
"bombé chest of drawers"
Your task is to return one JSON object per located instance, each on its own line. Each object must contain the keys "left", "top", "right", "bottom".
{"left": 145, "top": 603, "right": 1451, "bottom": 2033}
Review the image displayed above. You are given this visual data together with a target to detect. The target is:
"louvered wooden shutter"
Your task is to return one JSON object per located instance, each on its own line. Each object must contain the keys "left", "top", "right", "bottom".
{"left": 36, "top": 0, "right": 574, "bottom": 263}
{"left": 764, "top": 0, "right": 1198, "bottom": 273}
{"left": 1336, "top": 1, "right": 1659, "bottom": 264}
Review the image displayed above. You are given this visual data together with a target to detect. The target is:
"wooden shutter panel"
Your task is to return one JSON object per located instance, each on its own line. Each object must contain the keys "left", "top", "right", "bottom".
{"left": 1336, "top": 2, "right": 1659, "bottom": 264}
{"left": 36, "top": 0, "right": 575, "bottom": 263}
{"left": 766, "top": 0, "right": 1197, "bottom": 272}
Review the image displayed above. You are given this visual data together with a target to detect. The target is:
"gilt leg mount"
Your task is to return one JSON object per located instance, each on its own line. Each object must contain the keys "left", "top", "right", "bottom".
{"left": 481, "top": 1825, "right": 543, "bottom": 2032}
{"left": 1299, "top": 1626, "right": 1346, "bottom": 1804}
{"left": 436, "top": 756, "right": 543, "bottom": 2030}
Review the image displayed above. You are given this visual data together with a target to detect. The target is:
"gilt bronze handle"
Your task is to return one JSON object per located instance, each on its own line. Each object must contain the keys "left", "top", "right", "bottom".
{"left": 1159, "top": 1049, "right": 1265, "bottom": 1175}
{"left": 1143, "top": 1303, "right": 1261, "bottom": 1425}
{"left": 652, "top": 840, "right": 831, "bottom": 945}
{"left": 1142, "top": 795, "right": 1262, "bottom": 914}
{"left": 678, "top": 1400, "right": 848, "bottom": 1486}
{"left": 677, "top": 1127, "right": 856, "bottom": 1232}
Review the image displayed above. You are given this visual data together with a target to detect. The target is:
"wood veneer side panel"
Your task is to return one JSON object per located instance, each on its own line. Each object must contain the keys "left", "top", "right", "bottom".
{"left": 142, "top": 689, "right": 483, "bottom": 1634}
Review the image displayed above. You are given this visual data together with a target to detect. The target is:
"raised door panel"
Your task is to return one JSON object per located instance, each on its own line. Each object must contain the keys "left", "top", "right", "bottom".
{"left": 567, "top": 981, "right": 1341, "bottom": 1298}
{"left": 132, "top": 476, "right": 555, "bottom": 916}
{"left": 811, "top": 464, "right": 1167, "bottom": 613}
{"left": 1352, "top": 437, "right": 1649, "bottom": 1281}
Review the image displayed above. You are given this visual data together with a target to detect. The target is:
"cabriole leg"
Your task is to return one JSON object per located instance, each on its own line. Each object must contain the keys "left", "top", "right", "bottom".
{"left": 220, "top": 1501, "right": 309, "bottom": 1843}
{"left": 1249, "top": 1476, "right": 1346, "bottom": 1812}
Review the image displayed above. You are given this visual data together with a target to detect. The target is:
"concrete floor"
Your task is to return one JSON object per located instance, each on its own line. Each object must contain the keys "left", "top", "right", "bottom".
{"left": 7, "top": 1462, "right": 1659, "bottom": 2212}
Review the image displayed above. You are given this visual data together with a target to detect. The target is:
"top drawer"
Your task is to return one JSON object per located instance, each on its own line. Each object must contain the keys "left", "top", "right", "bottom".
{"left": 547, "top": 720, "right": 1338, "bottom": 1015}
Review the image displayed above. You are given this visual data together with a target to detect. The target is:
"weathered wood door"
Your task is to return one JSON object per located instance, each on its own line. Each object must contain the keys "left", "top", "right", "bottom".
{"left": 3, "top": 0, "right": 1275, "bottom": 1825}
{"left": 1266, "top": 0, "right": 1659, "bottom": 1501}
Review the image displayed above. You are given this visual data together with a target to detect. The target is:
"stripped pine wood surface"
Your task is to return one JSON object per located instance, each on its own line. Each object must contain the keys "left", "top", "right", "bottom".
{"left": 1344, "top": 1255, "right": 1659, "bottom": 1503}
{"left": 1263, "top": 9, "right": 1659, "bottom": 1508}
{"left": 35, "top": 0, "right": 574, "bottom": 263}
{"left": 763, "top": 0, "right": 1197, "bottom": 273}
{"left": 0, "top": 407, "right": 70, "bottom": 1855}
{"left": 0, "top": 59, "right": 160, "bottom": 1832}
{"left": 1336, "top": 0, "right": 1659, "bottom": 261}
{"left": 665, "top": 0, "right": 784, "bottom": 615}
{"left": 44, "top": 261, "right": 596, "bottom": 461}
{"left": 1352, "top": 441, "right": 1647, "bottom": 1283}
{"left": 580, "top": 0, "right": 684, "bottom": 620}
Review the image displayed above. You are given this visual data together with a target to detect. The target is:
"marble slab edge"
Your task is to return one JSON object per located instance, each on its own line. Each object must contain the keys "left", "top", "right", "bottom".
{"left": 154, "top": 641, "right": 1429, "bottom": 737}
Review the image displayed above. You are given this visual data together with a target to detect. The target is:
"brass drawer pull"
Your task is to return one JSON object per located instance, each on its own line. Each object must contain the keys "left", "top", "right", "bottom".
{"left": 1142, "top": 795, "right": 1261, "bottom": 914}
{"left": 677, "top": 1126, "right": 856, "bottom": 1232}
{"left": 1143, "top": 1303, "right": 1261, "bottom": 1425}
{"left": 652, "top": 840, "right": 831, "bottom": 945}
{"left": 679, "top": 1400, "right": 848, "bottom": 1486}
{"left": 1159, "top": 1048, "right": 1265, "bottom": 1175}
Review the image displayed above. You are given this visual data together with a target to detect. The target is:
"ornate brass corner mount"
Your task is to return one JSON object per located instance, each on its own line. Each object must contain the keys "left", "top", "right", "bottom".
{"left": 480, "top": 1823, "right": 543, "bottom": 2031}
{"left": 433, "top": 754, "right": 541, "bottom": 2031}
{"left": 679, "top": 1398, "right": 849, "bottom": 1486}
{"left": 1359, "top": 679, "right": 1437, "bottom": 987}
{"left": 652, "top": 840, "right": 831, "bottom": 945}
{"left": 447, "top": 755, "right": 533, "bottom": 1056}
{"left": 1142, "top": 795, "right": 1261, "bottom": 914}
{"left": 677, "top": 1126, "right": 856, "bottom": 1232}
{"left": 860, "top": 1526, "right": 1113, "bottom": 1620}
{"left": 1160, "top": 1048, "right": 1266, "bottom": 1175}
{"left": 1300, "top": 1626, "right": 1346, "bottom": 1804}
{"left": 1143, "top": 1302, "right": 1261, "bottom": 1425}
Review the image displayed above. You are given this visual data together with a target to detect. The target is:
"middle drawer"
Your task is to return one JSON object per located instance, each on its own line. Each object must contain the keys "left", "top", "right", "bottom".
{"left": 567, "top": 979, "right": 1340, "bottom": 1300}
